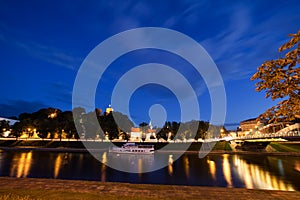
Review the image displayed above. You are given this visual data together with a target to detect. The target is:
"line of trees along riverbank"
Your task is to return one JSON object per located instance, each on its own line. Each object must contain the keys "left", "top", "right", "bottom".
{"left": 0, "top": 107, "right": 224, "bottom": 141}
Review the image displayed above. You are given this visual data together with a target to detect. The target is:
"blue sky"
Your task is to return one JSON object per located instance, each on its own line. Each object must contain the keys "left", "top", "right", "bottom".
{"left": 0, "top": 0, "right": 299, "bottom": 129}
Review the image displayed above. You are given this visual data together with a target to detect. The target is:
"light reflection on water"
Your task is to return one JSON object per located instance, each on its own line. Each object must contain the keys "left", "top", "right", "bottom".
{"left": 295, "top": 161, "right": 300, "bottom": 173}
{"left": 183, "top": 155, "right": 189, "bottom": 178}
{"left": 10, "top": 151, "right": 32, "bottom": 178}
{"left": 223, "top": 154, "right": 232, "bottom": 188}
{"left": 0, "top": 150, "right": 299, "bottom": 191}
{"left": 101, "top": 152, "right": 107, "bottom": 182}
{"left": 207, "top": 158, "right": 216, "bottom": 181}
{"left": 54, "top": 154, "right": 62, "bottom": 178}
{"left": 232, "top": 155, "right": 295, "bottom": 191}
{"left": 168, "top": 154, "right": 174, "bottom": 175}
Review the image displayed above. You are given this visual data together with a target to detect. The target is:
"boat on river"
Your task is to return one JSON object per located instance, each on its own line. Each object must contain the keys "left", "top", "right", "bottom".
{"left": 109, "top": 143, "right": 155, "bottom": 154}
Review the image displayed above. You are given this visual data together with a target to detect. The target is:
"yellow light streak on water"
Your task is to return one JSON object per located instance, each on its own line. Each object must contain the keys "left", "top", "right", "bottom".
{"left": 233, "top": 155, "right": 295, "bottom": 191}
{"left": 222, "top": 154, "right": 232, "bottom": 187}
{"left": 10, "top": 152, "right": 32, "bottom": 178}
{"left": 183, "top": 155, "right": 189, "bottom": 178}
{"left": 101, "top": 152, "right": 107, "bottom": 182}
{"left": 207, "top": 158, "right": 216, "bottom": 181}
{"left": 54, "top": 155, "right": 62, "bottom": 178}
{"left": 168, "top": 154, "right": 174, "bottom": 176}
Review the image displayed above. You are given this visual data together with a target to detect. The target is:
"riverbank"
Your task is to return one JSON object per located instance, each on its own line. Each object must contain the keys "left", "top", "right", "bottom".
{"left": 1, "top": 147, "right": 300, "bottom": 156}
{"left": 0, "top": 177, "right": 299, "bottom": 200}
{"left": 1, "top": 140, "right": 300, "bottom": 155}
{"left": 0, "top": 139, "right": 206, "bottom": 152}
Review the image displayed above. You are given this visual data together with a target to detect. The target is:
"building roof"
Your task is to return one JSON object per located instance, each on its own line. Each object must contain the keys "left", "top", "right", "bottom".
{"left": 131, "top": 127, "right": 141, "bottom": 132}
{"left": 240, "top": 117, "right": 258, "bottom": 123}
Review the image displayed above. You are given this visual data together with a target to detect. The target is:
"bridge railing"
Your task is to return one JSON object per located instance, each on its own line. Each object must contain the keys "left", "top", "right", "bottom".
{"left": 233, "top": 130, "right": 300, "bottom": 140}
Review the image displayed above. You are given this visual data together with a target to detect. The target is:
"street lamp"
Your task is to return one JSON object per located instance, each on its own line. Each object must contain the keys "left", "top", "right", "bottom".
{"left": 49, "top": 113, "right": 57, "bottom": 119}
{"left": 27, "top": 128, "right": 31, "bottom": 138}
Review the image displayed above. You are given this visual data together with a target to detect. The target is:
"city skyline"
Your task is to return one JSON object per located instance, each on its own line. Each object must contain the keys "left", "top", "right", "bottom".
{"left": 0, "top": 0, "right": 300, "bottom": 129}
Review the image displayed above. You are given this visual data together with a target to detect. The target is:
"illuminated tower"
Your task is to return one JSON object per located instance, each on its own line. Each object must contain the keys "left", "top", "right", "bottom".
{"left": 105, "top": 104, "right": 113, "bottom": 114}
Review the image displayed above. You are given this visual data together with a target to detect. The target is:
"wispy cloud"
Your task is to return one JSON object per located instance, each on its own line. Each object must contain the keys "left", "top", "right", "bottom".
{"left": 22, "top": 42, "right": 82, "bottom": 70}
{"left": 197, "top": 2, "right": 298, "bottom": 81}
{"left": 0, "top": 100, "right": 48, "bottom": 118}
{"left": 0, "top": 29, "right": 82, "bottom": 70}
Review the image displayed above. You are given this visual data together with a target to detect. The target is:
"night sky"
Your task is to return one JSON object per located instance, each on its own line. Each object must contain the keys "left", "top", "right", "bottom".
{"left": 0, "top": 0, "right": 299, "bottom": 129}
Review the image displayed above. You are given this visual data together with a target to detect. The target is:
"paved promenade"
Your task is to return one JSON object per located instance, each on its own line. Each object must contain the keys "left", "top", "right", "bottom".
{"left": 0, "top": 177, "right": 299, "bottom": 200}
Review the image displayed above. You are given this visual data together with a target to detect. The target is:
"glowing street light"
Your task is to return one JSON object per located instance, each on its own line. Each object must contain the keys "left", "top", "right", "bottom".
{"left": 49, "top": 112, "right": 57, "bottom": 119}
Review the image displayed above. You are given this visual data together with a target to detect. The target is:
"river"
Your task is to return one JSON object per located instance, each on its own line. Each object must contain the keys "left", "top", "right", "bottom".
{"left": 0, "top": 150, "right": 299, "bottom": 191}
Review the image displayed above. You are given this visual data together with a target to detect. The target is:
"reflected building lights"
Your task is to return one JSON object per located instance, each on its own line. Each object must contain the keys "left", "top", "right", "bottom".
{"left": 277, "top": 159, "right": 285, "bottom": 176}
{"left": 102, "top": 152, "right": 107, "bottom": 164}
{"left": 207, "top": 158, "right": 216, "bottom": 181}
{"left": 233, "top": 155, "right": 295, "bottom": 191}
{"left": 168, "top": 154, "right": 174, "bottom": 176}
{"left": 54, "top": 154, "right": 62, "bottom": 178}
{"left": 10, "top": 152, "right": 32, "bottom": 178}
{"left": 222, "top": 154, "right": 232, "bottom": 187}
{"left": 294, "top": 161, "right": 300, "bottom": 173}
{"left": 272, "top": 176, "right": 279, "bottom": 189}
{"left": 17, "top": 154, "right": 26, "bottom": 178}
{"left": 101, "top": 152, "right": 107, "bottom": 182}
{"left": 183, "top": 155, "right": 189, "bottom": 178}
{"left": 138, "top": 158, "right": 143, "bottom": 176}
{"left": 20, "top": 152, "right": 32, "bottom": 178}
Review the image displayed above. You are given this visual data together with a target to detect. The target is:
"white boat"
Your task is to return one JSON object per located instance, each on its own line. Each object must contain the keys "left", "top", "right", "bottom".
{"left": 109, "top": 143, "right": 155, "bottom": 154}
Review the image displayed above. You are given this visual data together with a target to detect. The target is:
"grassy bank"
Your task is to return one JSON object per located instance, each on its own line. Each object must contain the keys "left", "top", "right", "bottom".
{"left": 3, "top": 140, "right": 300, "bottom": 154}
{"left": 269, "top": 142, "right": 300, "bottom": 152}
{"left": 0, "top": 140, "right": 85, "bottom": 148}
{"left": 212, "top": 141, "right": 232, "bottom": 151}
{"left": 0, "top": 140, "right": 235, "bottom": 152}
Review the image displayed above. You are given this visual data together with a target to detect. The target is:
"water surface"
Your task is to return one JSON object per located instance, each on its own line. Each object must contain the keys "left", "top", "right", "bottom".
{"left": 0, "top": 150, "right": 299, "bottom": 191}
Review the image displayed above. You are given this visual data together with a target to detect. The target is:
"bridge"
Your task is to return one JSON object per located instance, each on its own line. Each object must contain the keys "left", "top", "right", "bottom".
{"left": 227, "top": 123, "right": 300, "bottom": 141}
{"left": 235, "top": 123, "right": 300, "bottom": 140}
{"left": 222, "top": 123, "right": 300, "bottom": 151}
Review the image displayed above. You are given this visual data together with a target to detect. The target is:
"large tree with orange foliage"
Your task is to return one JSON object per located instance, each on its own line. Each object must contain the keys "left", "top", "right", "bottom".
{"left": 251, "top": 30, "right": 300, "bottom": 123}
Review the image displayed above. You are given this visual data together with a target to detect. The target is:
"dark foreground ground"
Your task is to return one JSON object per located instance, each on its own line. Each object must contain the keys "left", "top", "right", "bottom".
{"left": 0, "top": 177, "right": 299, "bottom": 200}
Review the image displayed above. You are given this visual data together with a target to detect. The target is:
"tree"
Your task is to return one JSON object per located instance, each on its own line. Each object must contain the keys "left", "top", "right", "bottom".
{"left": 156, "top": 122, "right": 169, "bottom": 141}
{"left": 83, "top": 111, "right": 102, "bottom": 139}
{"left": 195, "top": 121, "right": 209, "bottom": 140}
{"left": 11, "top": 122, "right": 23, "bottom": 138}
{"left": 57, "top": 111, "right": 77, "bottom": 139}
{"left": 114, "top": 112, "right": 134, "bottom": 133}
{"left": 0, "top": 120, "right": 10, "bottom": 135}
{"left": 251, "top": 30, "right": 300, "bottom": 123}
{"left": 100, "top": 112, "right": 120, "bottom": 140}
{"left": 139, "top": 122, "right": 149, "bottom": 134}
{"left": 72, "top": 107, "right": 86, "bottom": 138}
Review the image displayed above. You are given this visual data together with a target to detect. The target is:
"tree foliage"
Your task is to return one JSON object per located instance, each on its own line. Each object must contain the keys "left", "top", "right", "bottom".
{"left": 0, "top": 120, "right": 10, "bottom": 135}
{"left": 6, "top": 106, "right": 219, "bottom": 140}
{"left": 11, "top": 108, "right": 78, "bottom": 139}
{"left": 88, "top": 111, "right": 134, "bottom": 140}
{"left": 156, "top": 120, "right": 210, "bottom": 140}
{"left": 251, "top": 30, "right": 300, "bottom": 122}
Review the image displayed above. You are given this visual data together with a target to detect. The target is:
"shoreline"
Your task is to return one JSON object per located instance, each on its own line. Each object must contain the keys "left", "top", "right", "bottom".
{"left": 0, "top": 177, "right": 299, "bottom": 200}
{"left": 1, "top": 146, "right": 300, "bottom": 156}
